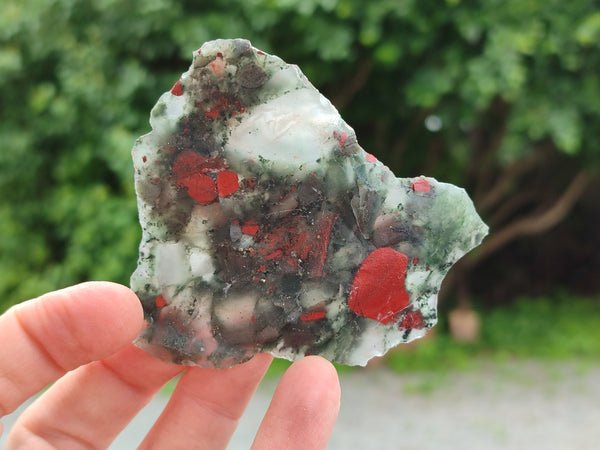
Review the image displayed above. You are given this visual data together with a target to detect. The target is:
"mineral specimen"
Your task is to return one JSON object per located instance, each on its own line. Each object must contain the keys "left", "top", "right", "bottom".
{"left": 131, "top": 39, "right": 488, "bottom": 368}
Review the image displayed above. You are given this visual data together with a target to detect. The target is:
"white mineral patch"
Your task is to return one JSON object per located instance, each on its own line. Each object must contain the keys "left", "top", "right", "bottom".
{"left": 382, "top": 182, "right": 409, "bottom": 211}
{"left": 225, "top": 89, "right": 340, "bottom": 181}
{"left": 156, "top": 241, "right": 190, "bottom": 286}
{"left": 189, "top": 248, "right": 215, "bottom": 281}
{"left": 214, "top": 293, "right": 257, "bottom": 327}
{"left": 299, "top": 283, "right": 336, "bottom": 308}
{"left": 238, "top": 234, "right": 254, "bottom": 248}
{"left": 344, "top": 323, "right": 387, "bottom": 366}
{"left": 405, "top": 270, "right": 433, "bottom": 293}
{"left": 149, "top": 91, "right": 190, "bottom": 132}
{"left": 257, "top": 61, "right": 306, "bottom": 101}
{"left": 183, "top": 206, "right": 217, "bottom": 248}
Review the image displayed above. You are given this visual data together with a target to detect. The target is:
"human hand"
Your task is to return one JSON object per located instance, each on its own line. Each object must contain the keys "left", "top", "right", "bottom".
{"left": 0, "top": 282, "right": 340, "bottom": 449}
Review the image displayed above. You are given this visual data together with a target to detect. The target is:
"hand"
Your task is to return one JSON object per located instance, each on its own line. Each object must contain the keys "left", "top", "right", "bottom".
{"left": 0, "top": 282, "right": 340, "bottom": 449}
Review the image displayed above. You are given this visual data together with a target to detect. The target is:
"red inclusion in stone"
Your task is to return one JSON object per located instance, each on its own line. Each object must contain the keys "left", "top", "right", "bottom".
{"left": 311, "top": 213, "right": 334, "bottom": 277}
{"left": 171, "top": 80, "right": 183, "bottom": 96}
{"left": 253, "top": 213, "right": 333, "bottom": 275}
{"left": 180, "top": 173, "right": 217, "bottom": 204}
{"left": 300, "top": 310, "right": 327, "bottom": 321}
{"left": 155, "top": 295, "right": 167, "bottom": 308}
{"left": 241, "top": 219, "right": 260, "bottom": 236}
{"left": 209, "top": 58, "right": 226, "bottom": 77}
{"left": 217, "top": 171, "right": 239, "bottom": 197}
{"left": 400, "top": 310, "right": 425, "bottom": 330}
{"left": 411, "top": 178, "right": 430, "bottom": 193}
{"left": 333, "top": 130, "right": 348, "bottom": 146}
{"left": 204, "top": 96, "right": 245, "bottom": 120}
{"left": 172, "top": 151, "right": 227, "bottom": 179}
{"left": 348, "top": 247, "right": 410, "bottom": 324}
{"left": 205, "top": 106, "right": 220, "bottom": 120}
{"left": 265, "top": 249, "right": 284, "bottom": 260}
{"left": 172, "top": 151, "right": 228, "bottom": 204}
{"left": 365, "top": 152, "right": 377, "bottom": 163}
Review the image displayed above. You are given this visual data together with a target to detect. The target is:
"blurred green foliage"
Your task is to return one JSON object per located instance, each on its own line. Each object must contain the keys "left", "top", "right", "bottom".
{"left": 1, "top": 0, "right": 598, "bottom": 310}
{"left": 386, "top": 292, "right": 600, "bottom": 373}
{"left": 482, "top": 293, "right": 600, "bottom": 358}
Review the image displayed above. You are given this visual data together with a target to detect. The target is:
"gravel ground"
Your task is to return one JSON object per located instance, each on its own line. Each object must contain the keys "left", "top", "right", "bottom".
{"left": 2, "top": 359, "right": 599, "bottom": 449}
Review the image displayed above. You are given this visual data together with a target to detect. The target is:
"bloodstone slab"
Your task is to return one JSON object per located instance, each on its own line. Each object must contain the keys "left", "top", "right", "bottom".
{"left": 131, "top": 39, "right": 488, "bottom": 368}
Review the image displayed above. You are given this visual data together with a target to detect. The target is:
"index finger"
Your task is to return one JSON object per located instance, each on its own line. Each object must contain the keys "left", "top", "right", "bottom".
{"left": 0, "top": 282, "right": 144, "bottom": 419}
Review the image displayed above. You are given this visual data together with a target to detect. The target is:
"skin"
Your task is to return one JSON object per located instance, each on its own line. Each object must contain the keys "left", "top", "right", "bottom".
{"left": 0, "top": 282, "right": 340, "bottom": 449}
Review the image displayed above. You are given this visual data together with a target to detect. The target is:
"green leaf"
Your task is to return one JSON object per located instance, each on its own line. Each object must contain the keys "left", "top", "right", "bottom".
{"left": 406, "top": 67, "right": 456, "bottom": 107}
{"left": 575, "top": 11, "right": 600, "bottom": 46}
{"left": 373, "top": 41, "right": 402, "bottom": 66}
{"left": 548, "top": 108, "right": 582, "bottom": 155}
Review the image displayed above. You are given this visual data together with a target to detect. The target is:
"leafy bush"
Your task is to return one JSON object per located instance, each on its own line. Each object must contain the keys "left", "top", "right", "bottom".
{"left": 1, "top": 0, "right": 598, "bottom": 310}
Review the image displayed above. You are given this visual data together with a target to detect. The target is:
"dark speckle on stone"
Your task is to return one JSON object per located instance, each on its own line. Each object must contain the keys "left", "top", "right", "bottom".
{"left": 238, "top": 63, "right": 269, "bottom": 89}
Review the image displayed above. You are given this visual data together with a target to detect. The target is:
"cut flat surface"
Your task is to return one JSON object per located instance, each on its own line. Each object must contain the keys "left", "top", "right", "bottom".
{"left": 131, "top": 39, "right": 487, "bottom": 367}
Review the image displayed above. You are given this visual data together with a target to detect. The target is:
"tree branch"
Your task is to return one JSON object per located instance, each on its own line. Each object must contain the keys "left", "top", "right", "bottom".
{"left": 388, "top": 107, "right": 433, "bottom": 170}
{"left": 467, "top": 170, "right": 592, "bottom": 267}
{"left": 469, "top": 97, "right": 510, "bottom": 203}
{"left": 440, "top": 170, "right": 593, "bottom": 302}
{"left": 478, "top": 150, "right": 544, "bottom": 214}
{"left": 329, "top": 59, "right": 372, "bottom": 110}
{"left": 487, "top": 189, "right": 539, "bottom": 228}
{"left": 474, "top": 141, "right": 507, "bottom": 203}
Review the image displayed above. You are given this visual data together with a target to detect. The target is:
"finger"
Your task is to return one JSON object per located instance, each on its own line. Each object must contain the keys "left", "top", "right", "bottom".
{"left": 0, "top": 282, "right": 144, "bottom": 419}
{"left": 251, "top": 356, "right": 340, "bottom": 450}
{"left": 139, "top": 353, "right": 273, "bottom": 450}
{"left": 6, "top": 345, "right": 183, "bottom": 449}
